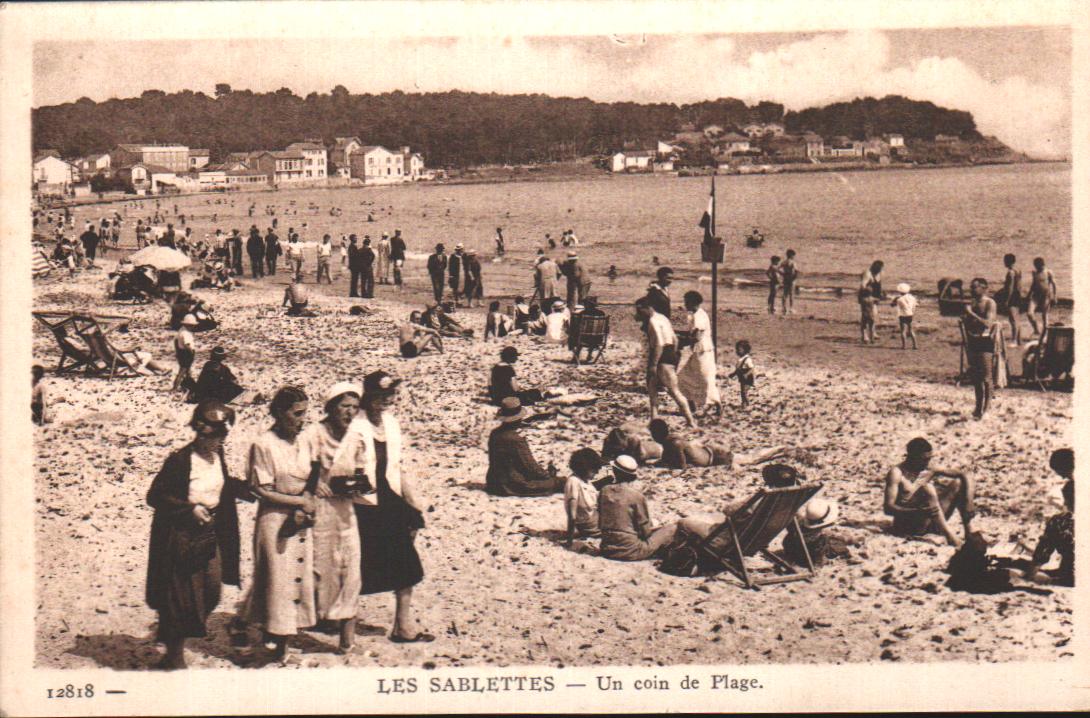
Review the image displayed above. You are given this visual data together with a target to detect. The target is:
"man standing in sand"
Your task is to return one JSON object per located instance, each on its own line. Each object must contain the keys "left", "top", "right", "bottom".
{"left": 264, "top": 227, "right": 280, "bottom": 276}
{"left": 963, "top": 277, "right": 997, "bottom": 419}
{"left": 360, "top": 237, "right": 377, "bottom": 298}
{"left": 884, "top": 437, "right": 976, "bottom": 547}
{"left": 1027, "top": 256, "right": 1057, "bottom": 338}
{"left": 316, "top": 234, "right": 334, "bottom": 285}
{"left": 449, "top": 244, "right": 465, "bottom": 306}
{"left": 781, "top": 249, "right": 799, "bottom": 315}
{"left": 390, "top": 229, "right": 406, "bottom": 288}
{"left": 646, "top": 267, "right": 674, "bottom": 319}
{"left": 247, "top": 226, "right": 265, "bottom": 279}
{"left": 535, "top": 254, "right": 560, "bottom": 307}
{"left": 347, "top": 235, "right": 364, "bottom": 298}
{"left": 1000, "top": 253, "right": 1025, "bottom": 345}
{"left": 636, "top": 298, "right": 696, "bottom": 428}
{"left": 427, "top": 243, "right": 448, "bottom": 304}
{"left": 562, "top": 251, "right": 591, "bottom": 307}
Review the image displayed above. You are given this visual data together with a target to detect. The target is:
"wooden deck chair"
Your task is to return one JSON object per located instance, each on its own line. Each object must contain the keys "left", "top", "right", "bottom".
{"left": 73, "top": 317, "right": 147, "bottom": 379}
{"left": 696, "top": 483, "right": 823, "bottom": 589}
{"left": 1025, "top": 325, "right": 1074, "bottom": 391}
{"left": 571, "top": 315, "right": 610, "bottom": 365}
{"left": 33, "top": 312, "right": 101, "bottom": 375}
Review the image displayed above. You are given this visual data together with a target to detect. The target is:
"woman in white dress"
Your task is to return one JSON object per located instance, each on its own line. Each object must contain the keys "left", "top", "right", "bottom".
{"left": 243, "top": 385, "right": 317, "bottom": 661}
{"left": 677, "top": 290, "right": 723, "bottom": 416}
{"left": 300, "top": 381, "right": 365, "bottom": 653}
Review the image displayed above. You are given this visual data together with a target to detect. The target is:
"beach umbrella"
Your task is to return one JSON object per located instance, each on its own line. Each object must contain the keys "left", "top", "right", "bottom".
{"left": 129, "top": 245, "right": 191, "bottom": 271}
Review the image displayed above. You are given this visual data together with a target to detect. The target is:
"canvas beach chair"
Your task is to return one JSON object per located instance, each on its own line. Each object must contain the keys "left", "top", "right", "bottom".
{"left": 570, "top": 315, "right": 610, "bottom": 365}
{"left": 77, "top": 322, "right": 152, "bottom": 379}
{"left": 33, "top": 312, "right": 103, "bottom": 375}
{"left": 696, "top": 483, "right": 823, "bottom": 589}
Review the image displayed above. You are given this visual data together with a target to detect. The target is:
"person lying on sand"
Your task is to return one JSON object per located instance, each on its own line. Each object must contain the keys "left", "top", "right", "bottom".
{"left": 601, "top": 422, "right": 663, "bottom": 466}
{"left": 648, "top": 419, "right": 817, "bottom": 471}
{"left": 1023, "top": 449, "right": 1073, "bottom": 587}
{"left": 485, "top": 397, "right": 563, "bottom": 497}
{"left": 488, "top": 346, "right": 594, "bottom": 407}
{"left": 884, "top": 437, "right": 976, "bottom": 547}
{"left": 399, "top": 312, "right": 444, "bottom": 358}
{"left": 420, "top": 303, "right": 473, "bottom": 338}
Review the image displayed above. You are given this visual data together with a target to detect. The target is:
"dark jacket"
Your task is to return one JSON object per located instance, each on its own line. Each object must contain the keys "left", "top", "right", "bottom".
{"left": 361, "top": 246, "right": 376, "bottom": 270}
{"left": 485, "top": 423, "right": 556, "bottom": 496}
{"left": 80, "top": 229, "right": 99, "bottom": 251}
{"left": 464, "top": 256, "right": 482, "bottom": 284}
{"left": 389, "top": 236, "right": 406, "bottom": 261}
{"left": 192, "top": 361, "right": 243, "bottom": 404}
{"left": 348, "top": 243, "right": 365, "bottom": 270}
{"left": 427, "top": 252, "right": 448, "bottom": 278}
{"left": 448, "top": 253, "right": 463, "bottom": 283}
{"left": 247, "top": 232, "right": 265, "bottom": 258}
{"left": 146, "top": 443, "right": 246, "bottom": 610}
{"left": 264, "top": 233, "right": 281, "bottom": 257}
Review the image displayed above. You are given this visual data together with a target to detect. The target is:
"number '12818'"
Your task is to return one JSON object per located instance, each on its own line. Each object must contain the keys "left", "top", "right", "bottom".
{"left": 47, "top": 684, "right": 94, "bottom": 699}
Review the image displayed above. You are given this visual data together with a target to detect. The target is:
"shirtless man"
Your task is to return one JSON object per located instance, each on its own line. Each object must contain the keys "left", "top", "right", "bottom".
{"left": 963, "top": 277, "right": 997, "bottom": 419}
{"left": 636, "top": 298, "right": 696, "bottom": 427}
{"left": 648, "top": 419, "right": 811, "bottom": 470}
{"left": 398, "top": 312, "right": 443, "bottom": 358}
{"left": 1000, "top": 253, "right": 1025, "bottom": 344}
{"left": 884, "top": 437, "right": 975, "bottom": 547}
{"left": 1026, "top": 256, "right": 1057, "bottom": 338}
{"left": 780, "top": 249, "right": 799, "bottom": 315}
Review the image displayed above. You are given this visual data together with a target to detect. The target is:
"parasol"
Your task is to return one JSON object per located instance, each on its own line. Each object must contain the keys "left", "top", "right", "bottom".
{"left": 128, "top": 245, "right": 191, "bottom": 271}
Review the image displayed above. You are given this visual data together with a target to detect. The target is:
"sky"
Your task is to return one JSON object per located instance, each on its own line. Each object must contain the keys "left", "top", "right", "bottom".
{"left": 34, "top": 26, "right": 1071, "bottom": 158}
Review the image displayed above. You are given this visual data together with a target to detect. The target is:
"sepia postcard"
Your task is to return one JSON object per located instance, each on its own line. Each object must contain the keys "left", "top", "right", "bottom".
{"left": 1, "top": 0, "right": 1087, "bottom": 714}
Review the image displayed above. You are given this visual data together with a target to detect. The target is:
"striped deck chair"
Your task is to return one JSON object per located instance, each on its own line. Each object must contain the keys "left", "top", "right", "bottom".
{"left": 696, "top": 483, "right": 823, "bottom": 589}
{"left": 78, "top": 324, "right": 149, "bottom": 379}
{"left": 33, "top": 312, "right": 133, "bottom": 375}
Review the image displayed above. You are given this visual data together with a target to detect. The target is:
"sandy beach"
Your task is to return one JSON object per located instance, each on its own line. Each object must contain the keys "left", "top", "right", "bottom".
{"left": 32, "top": 254, "right": 1073, "bottom": 669}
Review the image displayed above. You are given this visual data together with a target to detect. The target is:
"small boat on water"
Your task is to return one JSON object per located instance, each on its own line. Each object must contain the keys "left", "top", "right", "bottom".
{"left": 744, "top": 229, "right": 765, "bottom": 248}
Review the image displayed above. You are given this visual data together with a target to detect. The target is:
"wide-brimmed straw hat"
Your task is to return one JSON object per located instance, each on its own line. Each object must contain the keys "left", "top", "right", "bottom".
{"left": 455, "top": 243, "right": 465, "bottom": 250}
{"left": 567, "top": 250, "right": 578, "bottom": 258}
{"left": 553, "top": 299, "right": 566, "bottom": 309}
{"left": 896, "top": 282, "right": 912, "bottom": 294}
{"left": 466, "top": 248, "right": 477, "bottom": 255}
{"left": 800, "top": 498, "right": 839, "bottom": 530}
{"left": 497, "top": 396, "right": 527, "bottom": 423}
{"left": 181, "top": 314, "right": 199, "bottom": 327}
{"left": 325, "top": 380, "right": 361, "bottom": 405}
{"left": 612, "top": 454, "right": 638, "bottom": 477}
{"left": 211, "top": 346, "right": 227, "bottom": 360}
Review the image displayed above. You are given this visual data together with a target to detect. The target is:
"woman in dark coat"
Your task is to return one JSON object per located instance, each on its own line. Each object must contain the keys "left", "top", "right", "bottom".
{"left": 146, "top": 400, "right": 248, "bottom": 669}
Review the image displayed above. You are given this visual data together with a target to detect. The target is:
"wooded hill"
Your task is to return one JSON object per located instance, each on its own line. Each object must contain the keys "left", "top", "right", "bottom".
{"left": 33, "top": 87, "right": 985, "bottom": 168}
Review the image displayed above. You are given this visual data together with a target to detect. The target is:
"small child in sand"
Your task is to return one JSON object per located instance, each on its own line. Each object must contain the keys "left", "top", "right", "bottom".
{"left": 726, "top": 340, "right": 755, "bottom": 407}
{"left": 891, "top": 282, "right": 918, "bottom": 350}
{"left": 563, "top": 448, "right": 610, "bottom": 547}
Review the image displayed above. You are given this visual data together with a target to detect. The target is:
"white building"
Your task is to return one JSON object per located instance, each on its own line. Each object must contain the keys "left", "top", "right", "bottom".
{"left": 33, "top": 154, "right": 76, "bottom": 188}
{"left": 77, "top": 153, "right": 111, "bottom": 176}
{"left": 400, "top": 146, "right": 425, "bottom": 179}
{"left": 610, "top": 150, "right": 654, "bottom": 172}
{"left": 286, "top": 142, "right": 328, "bottom": 180}
{"left": 188, "top": 149, "right": 211, "bottom": 170}
{"left": 330, "top": 136, "right": 362, "bottom": 178}
{"left": 349, "top": 145, "right": 407, "bottom": 183}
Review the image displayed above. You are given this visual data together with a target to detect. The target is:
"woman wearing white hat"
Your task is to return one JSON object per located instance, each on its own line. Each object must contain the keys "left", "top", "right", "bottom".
{"left": 890, "top": 282, "right": 918, "bottom": 350}
{"left": 299, "top": 381, "right": 366, "bottom": 652}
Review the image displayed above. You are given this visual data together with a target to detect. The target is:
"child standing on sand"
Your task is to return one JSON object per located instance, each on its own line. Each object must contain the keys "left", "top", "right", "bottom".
{"left": 726, "top": 340, "right": 755, "bottom": 407}
{"left": 891, "top": 282, "right": 918, "bottom": 350}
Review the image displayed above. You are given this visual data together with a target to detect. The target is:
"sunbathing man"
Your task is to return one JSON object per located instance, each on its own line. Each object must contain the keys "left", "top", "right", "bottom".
{"left": 420, "top": 303, "right": 473, "bottom": 338}
{"left": 648, "top": 419, "right": 814, "bottom": 470}
{"left": 282, "top": 276, "right": 315, "bottom": 317}
{"left": 398, "top": 311, "right": 444, "bottom": 358}
{"left": 601, "top": 421, "right": 663, "bottom": 466}
{"left": 884, "top": 437, "right": 976, "bottom": 547}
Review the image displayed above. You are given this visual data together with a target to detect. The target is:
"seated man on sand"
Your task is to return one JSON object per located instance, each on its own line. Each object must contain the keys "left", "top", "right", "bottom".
{"left": 485, "top": 397, "right": 563, "bottom": 497}
{"left": 884, "top": 437, "right": 976, "bottom": 547}
{"left": 648, "top": 419, "right": 816, "bottom": 471}
{"left": 421, "top": 303, "right": 474, "bottom": 338}
{"left": 598, "top": 455, "right": 679, "bottom": 561}
{"left": 399, "top": 312, "right": 444, "bottom": 358}
{"left": 282, "top": 276, "right": 316, "bottom": 316}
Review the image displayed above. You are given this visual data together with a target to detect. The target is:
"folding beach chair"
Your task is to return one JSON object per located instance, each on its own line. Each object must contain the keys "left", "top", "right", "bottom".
{"left": 1023, "top": 325, "right": 1074, "bottom": 391}
{"left": 571, "top": 315, "right": 610, "bottom": 365}
{"left": 696, "top": 483, "right": 823, "bottom": 589}
{"left": 77, "top": 322, "right": 152, "bottom": 379}
{"left": 33, "top": 312, "right": 130, "bottom": 375}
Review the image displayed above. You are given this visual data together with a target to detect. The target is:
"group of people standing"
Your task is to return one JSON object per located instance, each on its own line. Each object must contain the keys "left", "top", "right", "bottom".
{"left": 426, "top": 243, "right": 484, "bottom": 306}
{"left": 146, "top": 373, "right": 431, "bottom": 670}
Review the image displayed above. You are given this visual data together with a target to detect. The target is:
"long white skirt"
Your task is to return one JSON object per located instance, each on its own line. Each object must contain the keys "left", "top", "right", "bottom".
{"left": 678, "top": 346, "right": 721, "bottom": 408}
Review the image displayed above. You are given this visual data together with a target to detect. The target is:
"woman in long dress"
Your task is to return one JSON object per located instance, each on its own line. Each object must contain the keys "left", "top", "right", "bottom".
{"left": 677, "top": 290, "right": 722, "bottom": 417}
{"left": 243, "top": 385, "right": 318, "bottom": 660}
{"left": 349, "top": 370, "right": 433, "bottom": 643}
{"left": 300, "top": 381, "right": 365, "bottom": 653}
{"left": 146, "top": 400, "right": 247, "bottom": 670}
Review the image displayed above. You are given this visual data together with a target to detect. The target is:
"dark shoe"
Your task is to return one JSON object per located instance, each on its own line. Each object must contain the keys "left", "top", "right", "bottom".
{"left": 389, "top": 631, "right": 435, "bottom": 644}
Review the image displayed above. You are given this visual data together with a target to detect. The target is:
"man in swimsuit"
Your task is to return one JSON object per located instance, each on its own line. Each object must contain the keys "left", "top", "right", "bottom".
{"left": 884, "top": 437, "right": 975, "bottom": 547}
{"left": 780, "top": 249, "right": 799, "bottom": 315}
{"left": 1027, "top": 256, "right": 1057, "bottom": 338}
{"left": 648, "top": 419, "right": 813, "bottom": 470}
{"left": 636, "top": 298, "right": 696, "bottom": 428}
{"left": 766, "top": 255, "right": 781, "bottom": 315}
{"left": 963, "top": 277, "right": 997, "bottom": 419}
{"left": 1001, "top": 253, "right": 1025, "bottom": 345}
{"left": 398, "top": 312, "right": 443, "bottom": 358}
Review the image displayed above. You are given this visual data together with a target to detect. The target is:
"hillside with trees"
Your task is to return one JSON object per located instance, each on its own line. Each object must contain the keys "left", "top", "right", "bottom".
{"left": 34, "top": 88, "right": 992, "bottom": 168}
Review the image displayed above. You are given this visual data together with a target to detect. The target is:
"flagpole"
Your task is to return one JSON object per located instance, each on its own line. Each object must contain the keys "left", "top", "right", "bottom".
{"left": 710, "top": 176, "right": 718, "bottom": 354}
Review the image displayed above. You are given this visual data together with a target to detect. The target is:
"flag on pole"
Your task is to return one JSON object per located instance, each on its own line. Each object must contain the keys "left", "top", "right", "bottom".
{"left": 698, "top": 178, "right": 715, "bottom": 244}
